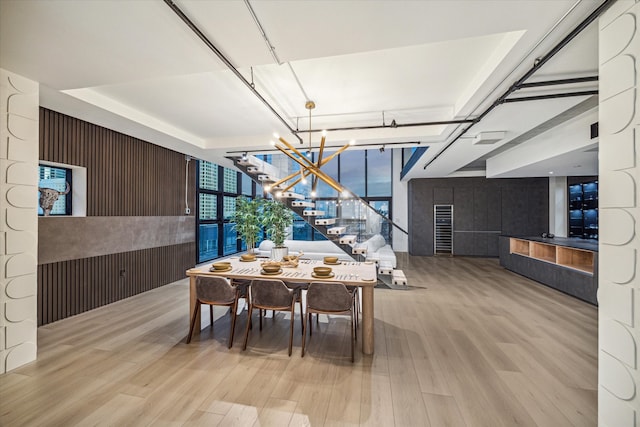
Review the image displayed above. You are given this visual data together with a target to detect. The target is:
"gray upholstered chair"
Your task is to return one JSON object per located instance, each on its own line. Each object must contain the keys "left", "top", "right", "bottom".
{"left": 243, "top": 279, "right": 301, "bottom": 356}
{"left": 186, "top": 276, "right": 245, "bottom": 348}
{"left": 302, "top": 281, "right": 357, "bottom": 362}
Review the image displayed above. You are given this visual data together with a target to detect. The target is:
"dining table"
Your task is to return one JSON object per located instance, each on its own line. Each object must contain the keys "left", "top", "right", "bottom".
{"left": 186, "top": 256, "right": 378, "bottom": 355}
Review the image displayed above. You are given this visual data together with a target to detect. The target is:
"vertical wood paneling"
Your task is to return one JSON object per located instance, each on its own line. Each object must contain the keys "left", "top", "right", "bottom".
{"left": 37, "top": 243, "right": 195, "bottom": 326}
{"left": 37, "top": 108, "right": 198, "bottom": 326}
{"left": 39, "top": 108, "right": 196, "bottom": 216}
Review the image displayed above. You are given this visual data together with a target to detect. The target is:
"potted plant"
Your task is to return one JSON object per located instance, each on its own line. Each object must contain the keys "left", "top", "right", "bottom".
{"left": 261, "top": 198, "right": 294, "bottom": 260}
{"left": 231, "top": 196, "right": 263, "bottom": 255}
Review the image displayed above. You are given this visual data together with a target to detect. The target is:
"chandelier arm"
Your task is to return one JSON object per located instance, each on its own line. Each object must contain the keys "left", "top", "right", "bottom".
{"left": 275, "top": 146, "right": 343, "bottom": 193}
{"left": 270, "top": 169, "right": 303, "bottom": 190}
{"left": 316, "top": 135, "right": 326, "bottom": 167}
{"left": 318, "top": 141, "right": 351, "bottom": 167}
{"left": 277, "top": 138, "right": 318, "bottom": 169}
{"left": 280, "top": 169, "right": 312, "bottom": 193}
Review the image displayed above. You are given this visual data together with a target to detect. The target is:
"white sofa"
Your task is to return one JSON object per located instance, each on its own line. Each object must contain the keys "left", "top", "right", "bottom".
{"left": 256, "top": 239, "right": 352, "bottom": 261}
{"left": 355, "top": 234, "right": 397, "bottom": 268}
{"left": 256, "top": 234, "right": 397, "bottom": 268}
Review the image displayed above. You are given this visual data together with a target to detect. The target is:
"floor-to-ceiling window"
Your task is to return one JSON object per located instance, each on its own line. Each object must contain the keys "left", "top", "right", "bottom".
{"left": 266, "top": 148, "right": 393, "bottom": 242}
{"left": 196, "top": 161, "right": 258, "bottom": 263}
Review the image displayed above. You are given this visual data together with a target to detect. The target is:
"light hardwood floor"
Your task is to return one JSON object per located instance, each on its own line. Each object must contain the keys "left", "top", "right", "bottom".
{"left": 0, "top": 256, "right": 597, "bottom": 427}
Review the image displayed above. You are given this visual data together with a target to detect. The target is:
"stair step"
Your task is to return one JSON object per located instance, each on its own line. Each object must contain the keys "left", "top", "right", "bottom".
{"left": 339, "top": 235, "right": 357, "bottom": 244}
{"left": 280, "top": 192, "right": 305, "bottom": 199}
{"left": 291, "top": 200, "right": 315, "bottom": 208}
{"left": 315, "top": 218, "right": 336, "bottom": 225}
{"left": 391, "top": 269, "right": 407, "bottom": 285}
{"left": 352, "top": 244, "right": 367, "bottom": 255}
{"left": 258, "top": 174, "right": 276, "bottom": 182}
{"left": 237, "top": 158, "right": 257, "bottom": 166}
{"left": 327, "top": 226, "right": 346, "bottom": 235}
{"left": 303, "top": 210, "right": 325, "bottom": 217}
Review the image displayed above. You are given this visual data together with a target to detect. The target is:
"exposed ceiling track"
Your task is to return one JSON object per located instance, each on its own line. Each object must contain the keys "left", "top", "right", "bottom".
{"left": 227, "top": 140, "right": 421, "bottom": 155}
{"left": 243, "top": 0, "right": 312, "bottom": 107}
{"left": 163, "top": 0, "right": 303, "bottom": 143}
{"left": 422, "top": 0, "right": 614, "bottom": 171}
{"left": 503, "top": 90, "right": 599, "bottom": 103}
{"left": 516, "top": 75, "right": 598, "bottom": 89}
{"left": 297, "top": 118, "right": 475, "bottom": 134}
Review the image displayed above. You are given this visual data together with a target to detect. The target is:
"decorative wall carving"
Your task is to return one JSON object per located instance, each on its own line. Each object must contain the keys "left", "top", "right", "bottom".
{"left": 599, "top": 2, "right": 640, "bottom": 424}
{"left": 0, "top": 69, "right": 39, "bottom": 374}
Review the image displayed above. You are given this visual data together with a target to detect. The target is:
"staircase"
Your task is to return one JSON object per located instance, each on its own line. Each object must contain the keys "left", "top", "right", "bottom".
{"left": 232, "top": 155, "right": 372, "bottom": 262}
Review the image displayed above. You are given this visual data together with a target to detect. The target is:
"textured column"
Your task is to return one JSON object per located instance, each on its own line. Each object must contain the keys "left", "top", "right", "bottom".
{"left": 598, "top": 1, "right": 640, "bottom": 425}
{"left": 0, "top": 69, "right": 39, "bottom": 374}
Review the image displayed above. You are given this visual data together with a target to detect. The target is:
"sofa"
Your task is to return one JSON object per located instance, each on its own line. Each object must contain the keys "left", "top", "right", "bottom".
{"left": 355, "top": 234, "right": 397, "bottom": 268}
{"left": 256, "top": 239, "right": 352, "bottom": 261}
{"left": 256, "top": 234, "right": 397, "bottom": 268}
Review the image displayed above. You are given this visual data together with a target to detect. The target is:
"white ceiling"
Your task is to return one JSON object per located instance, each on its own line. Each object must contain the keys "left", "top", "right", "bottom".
{"left": 0, "top": 0, "right": 602, "bottom": 179}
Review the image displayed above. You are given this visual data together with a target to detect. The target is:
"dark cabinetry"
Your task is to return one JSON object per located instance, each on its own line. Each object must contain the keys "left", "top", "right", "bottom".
{"left": 569, "top": 180, "right": 598, "bottom": 239}
{"left": 499, "top": 236, "right": 598, "bottom": 305}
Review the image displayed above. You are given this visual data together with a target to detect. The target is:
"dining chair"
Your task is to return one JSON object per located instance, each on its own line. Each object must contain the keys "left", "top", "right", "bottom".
{"left": 302, "top": 281, "right": 357, "bottom": 363}
{"left": 186, "top": 276, "right": 245, "bottom": 348}
{"left": 243, "top": 279, "right": 301, "bottom": 356}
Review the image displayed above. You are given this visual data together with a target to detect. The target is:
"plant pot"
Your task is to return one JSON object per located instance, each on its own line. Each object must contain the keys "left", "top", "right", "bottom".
{"left": 271, "top": 246, "right": 289, "bottom": 262}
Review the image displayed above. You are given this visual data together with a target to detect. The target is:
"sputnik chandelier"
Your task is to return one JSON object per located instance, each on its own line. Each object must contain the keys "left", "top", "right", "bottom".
{"left": 266, "top": 101, "right": 354, "bottom": 198}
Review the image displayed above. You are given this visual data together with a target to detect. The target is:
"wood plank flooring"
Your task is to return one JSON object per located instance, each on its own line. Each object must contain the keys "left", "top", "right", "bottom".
{"left": 0, "top": 256, "right": 597, "bottom": 426}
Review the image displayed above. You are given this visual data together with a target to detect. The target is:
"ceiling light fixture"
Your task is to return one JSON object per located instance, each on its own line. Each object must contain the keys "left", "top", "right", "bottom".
{"left": 268, "top": 102, "right": 354, "bottom": 197}
{"left": 242, "top": 152, "right": 248, "bottom": 161}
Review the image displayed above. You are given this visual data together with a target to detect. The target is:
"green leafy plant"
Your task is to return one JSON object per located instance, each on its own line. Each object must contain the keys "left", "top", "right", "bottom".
{"left": 261, "top": 198, "right": 294, "bottom": 248}
{"left": 231, "top": 196, "right": 263, "bottom": 253}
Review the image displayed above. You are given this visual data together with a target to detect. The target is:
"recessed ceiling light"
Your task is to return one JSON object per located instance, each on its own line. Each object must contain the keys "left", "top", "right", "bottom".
{"left": 549, "top": 171, "right": 554, "bottom": 174}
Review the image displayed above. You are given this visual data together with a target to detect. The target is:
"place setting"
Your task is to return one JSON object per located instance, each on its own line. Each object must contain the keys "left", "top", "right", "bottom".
{"left": 240, "top": 253, "right": 257, "bottom": 262}
{"left": 260, "top": 261, "right": 283, "bottom": 276}
{"left": 209, "top": 261, "right": 232, "bottom": 273}
{"left": 323, "top": 256, "right": 341, "bottom": 265}
{"left": 311, "top": 266, "right": 334, "bottom": 279}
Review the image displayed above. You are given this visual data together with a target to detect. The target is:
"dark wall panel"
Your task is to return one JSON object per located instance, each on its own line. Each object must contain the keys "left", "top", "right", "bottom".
{"left": 409, "top": 177, "right": 548, "bottom": 256}
{"left": 453, "top": 187, "right": 473, "bottom": 231}
{"left": 37, "top": 243, "right": 195, "bottom": 326}
{"left": 39, "top": 108, "right": 196, "bottom": 216}
{"left": 38, "top": 108, "right": 198, "bottom": 325}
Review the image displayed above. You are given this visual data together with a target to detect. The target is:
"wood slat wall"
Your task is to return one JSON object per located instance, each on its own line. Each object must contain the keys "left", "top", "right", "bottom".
{"left": 37, "top": 243, "right": 195, "bottom": 326}
{"left": 38, "top": 108, "right": 198, "bottom": 325}
{"left": 39, "top": 108, "right": 196, "bottom": 216}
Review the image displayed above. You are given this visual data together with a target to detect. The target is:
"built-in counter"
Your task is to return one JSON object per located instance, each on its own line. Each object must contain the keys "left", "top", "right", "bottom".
{"left": 499, "top": 236, "right": 598, "bottom": 305}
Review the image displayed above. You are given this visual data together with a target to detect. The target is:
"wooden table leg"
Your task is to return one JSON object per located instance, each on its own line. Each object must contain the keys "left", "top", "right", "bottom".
{"left": 189, "top": 275, "right": 200, "bottom": 337}
{"left": 361, "top": 286, "right": 374, "bottom": 355}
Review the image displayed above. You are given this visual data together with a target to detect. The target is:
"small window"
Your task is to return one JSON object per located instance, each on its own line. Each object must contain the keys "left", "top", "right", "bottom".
{"left": 38, "top": 165, "right": 72, "bottom": 216}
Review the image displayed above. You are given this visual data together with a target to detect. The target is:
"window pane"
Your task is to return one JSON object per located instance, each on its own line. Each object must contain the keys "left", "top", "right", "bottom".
{"left": 223, "top": 196, "right": 236, "bottom": 220}
{"left": 241, "top": 174, "right": 253, "bottom": 195}
{"left": 199, "top": 194, "right": 217, "bottom": 220}
{"left": 38, "top": 165, "right": 70, "bottom": 215}
{"left": 292, "top": 220, "right": 312, "bottom": 240}
{"left": 367, "top": 149, "right": 392, "bottom": 197}
{"left": 340, "top": 150, "right": 365, "bottom": 197}
{"left": 223, "top": 223, "right": 238, "bottom": 255}
{"left": 316, "top": 150, "right": 338, "bottom": 198}
{"left": 198, "top": 224, "right": 219, "bottom": 262}
{"left": 199, "top": 161, "right": 218, "bottom": 191}
{"left": 223, "top": 167, "right": 237, "bottom": 193}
